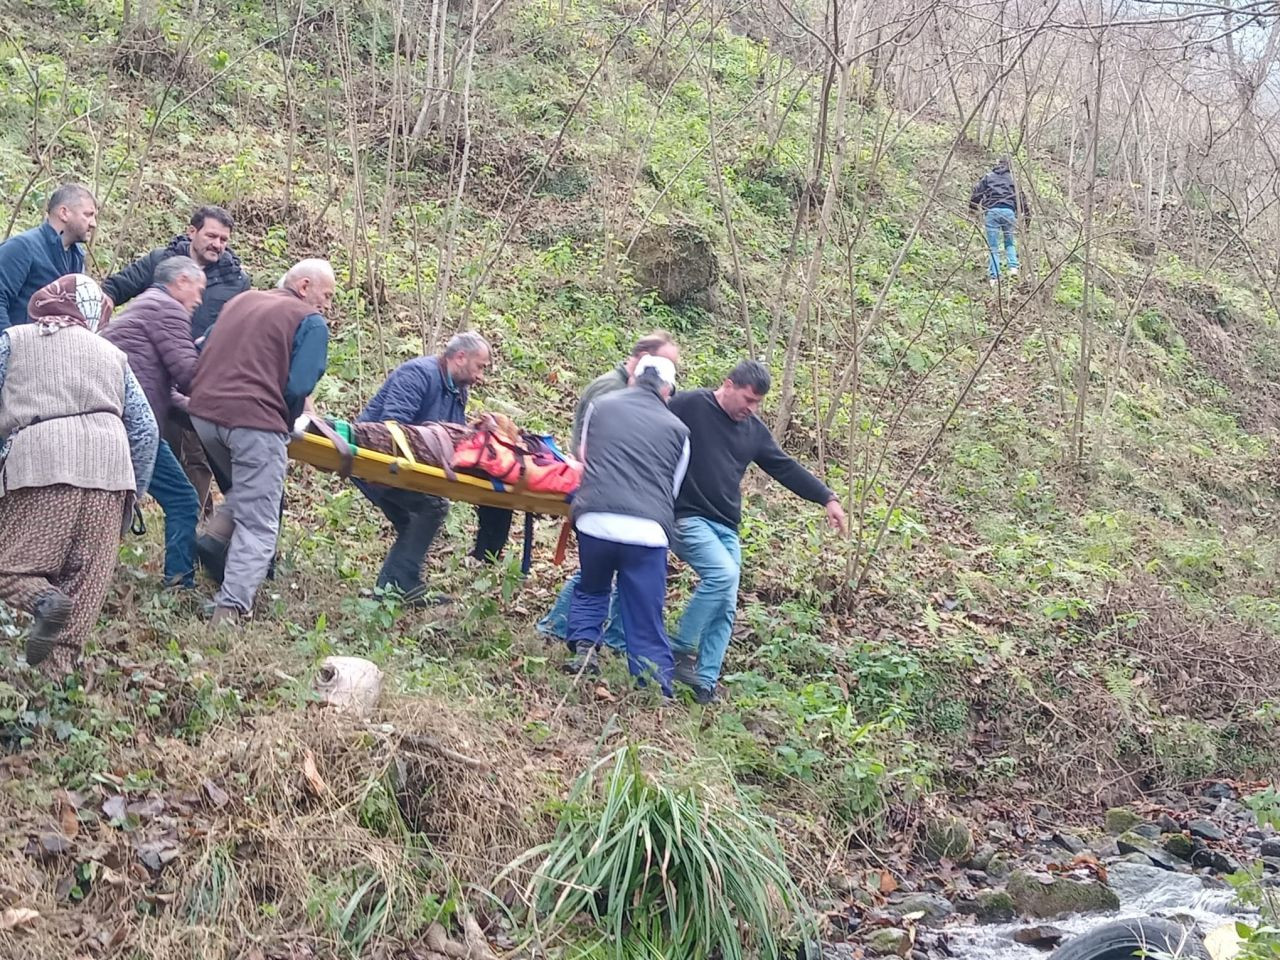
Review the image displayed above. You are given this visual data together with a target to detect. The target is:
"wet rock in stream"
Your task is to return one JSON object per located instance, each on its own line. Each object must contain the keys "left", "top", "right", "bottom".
{"left": 1007, "top": 870, "right": 1120, "bottom": 918}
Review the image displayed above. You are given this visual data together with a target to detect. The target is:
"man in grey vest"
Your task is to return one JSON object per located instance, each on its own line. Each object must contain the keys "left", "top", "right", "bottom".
{"left": 538, "top": 330, "right": 680, "bottom": 650}
{"left": 566, "top": 356, "right": 689, "bottom": 697}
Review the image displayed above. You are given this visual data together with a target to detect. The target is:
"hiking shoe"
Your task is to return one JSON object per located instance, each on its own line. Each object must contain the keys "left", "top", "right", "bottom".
{"left": 26, "top": 590, "right": 72, "bottom": 666}
{"left": 673, "top": 651, "right": 700, "bottom": 688}
{"left": 209, "top": 606, "right": 241, "bottom": 629}
{"left": 693, "top": 685, "right": 722, "bottom": 706}
{"left": 398, "top": 585, "right": 453, "bottom": 609}
{"left": 561, "top": 646, "right": 601, "bottom": 676}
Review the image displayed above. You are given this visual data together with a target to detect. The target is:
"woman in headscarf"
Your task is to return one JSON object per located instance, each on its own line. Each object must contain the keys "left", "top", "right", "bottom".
{"left": 0, "top": 274, "right": 158, "bottom": 675}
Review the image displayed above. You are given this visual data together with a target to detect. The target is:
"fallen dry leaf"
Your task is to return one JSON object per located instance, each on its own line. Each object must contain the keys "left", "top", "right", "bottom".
{"left": 102, "top": 795, "right": 128, "bottom": 823}
{"left": 201, "top": 779, "right": 230, "bottom": 810}
{"left": 24, "top": 833, "right": 71, "bottom": 862}
{"left": 57, "top": 791, "right": 80, "bottom": 839}
{"left": 0, "top": 907, "right": 39, "bottom": 931}
{"left": 593, "top": 684, "right": 617, "bottom": 703}
{"left": 879, "top": 869, "right": 898, "bottom": 894}
{"left": 301, "top": 750, "right": 327, "bottom": 796}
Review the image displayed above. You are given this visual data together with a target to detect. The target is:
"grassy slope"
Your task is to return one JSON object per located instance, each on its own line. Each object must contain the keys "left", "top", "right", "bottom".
{"left": 1, "top": 0, "right": 1279, "bottom": 956}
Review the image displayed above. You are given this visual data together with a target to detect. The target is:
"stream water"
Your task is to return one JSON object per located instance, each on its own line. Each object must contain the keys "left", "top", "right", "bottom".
{"left": 943, "top": 862, "right": 1255, "bottom": 958}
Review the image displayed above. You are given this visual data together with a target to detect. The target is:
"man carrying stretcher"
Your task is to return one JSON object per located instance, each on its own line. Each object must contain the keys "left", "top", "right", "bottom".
{"left": 355, "top": 331, "right": 510, "bottom": 605}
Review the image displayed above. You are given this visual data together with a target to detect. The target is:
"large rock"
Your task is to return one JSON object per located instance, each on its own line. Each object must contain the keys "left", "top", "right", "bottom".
{"left": 1188, "top": 818, "right": 1226, "bottom": 841}
{"left": 921, "top": 815, "right": 974, "bottom": 863}
{"left": 1007, "top": 870, "right": 1120, "bottom": 918}
{"left": 866, "top": 928, "right": 912, "bottom": 956}
{"left": 1117, "top": 831, "right": 1185, "bottom": 871}
{"left": 629, "top": 224, "right": 719, "bottom": 309}
{"left": 1163, "top": 834, "right": 1196, "bottom": 860}
{"left": 889, "top": 892, "right": 954, "bottom": 924}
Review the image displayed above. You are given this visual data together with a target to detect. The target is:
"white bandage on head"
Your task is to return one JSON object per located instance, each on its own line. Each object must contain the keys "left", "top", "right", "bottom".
{"left": 635, "top": 354, "right": 677, "bottom": 389}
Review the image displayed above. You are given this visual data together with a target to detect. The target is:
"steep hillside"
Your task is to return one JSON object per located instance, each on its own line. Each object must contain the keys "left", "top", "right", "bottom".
{"left": 1, "top": 0, "right": 1278, "bottom": 957}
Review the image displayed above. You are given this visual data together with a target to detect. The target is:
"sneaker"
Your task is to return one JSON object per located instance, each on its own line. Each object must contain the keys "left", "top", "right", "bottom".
{"left": 693, "top": 685, "right": 721, "bottom": 706}
{"left": 26, "top": 590, "right": 72, "bottom": 667}
{"left": 561, "top": 645, "right": 601, "bottom": 676}
{"left": 1009, "top": 267, "right": 1019, "bottom": 278}
{"left": 988, "top": 278, "right": 999, "bottom": 290}
{"left": 673, "top": 652, "right": 700, "bottom": 688}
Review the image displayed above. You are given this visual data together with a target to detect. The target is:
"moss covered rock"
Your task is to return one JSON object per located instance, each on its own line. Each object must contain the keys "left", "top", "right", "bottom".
{"left": 1164, "top": 833, "right": 1196, "bottom": 860}
{"left": 1105, "top": 807, "right": 1142, "bottom": 835}
{"left": 957, "top": 889, "right": 1017, "bottom": 923}
{"left": 921, "top": 815, "right": 974, "bottom": 863}
{"left": 1007, "top": 870, "right": 1120, "bottom": 918}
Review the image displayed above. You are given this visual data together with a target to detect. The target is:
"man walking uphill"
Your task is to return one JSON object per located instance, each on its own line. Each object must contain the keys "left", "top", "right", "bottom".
{"left": 0, "top": 184, "right": 97, "bottom": 333}
{"left": 669, "top": 360, "right": 846, "bottom": 703}
{"left": 969, "top": 157, "right": 1028, "bottom": 288}
{"left": 188, "top": 259, "right": 334, "bottom": 626}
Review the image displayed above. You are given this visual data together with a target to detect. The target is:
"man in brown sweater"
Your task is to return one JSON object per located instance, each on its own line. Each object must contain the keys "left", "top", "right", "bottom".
{"left": 188, "top": 259, "right": 334, "bottom": 625}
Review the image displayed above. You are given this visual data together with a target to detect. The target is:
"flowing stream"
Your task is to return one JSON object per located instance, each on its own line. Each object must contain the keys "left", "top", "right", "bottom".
{"left": 943, "top": 862, "right": 1254, "bottom": 958}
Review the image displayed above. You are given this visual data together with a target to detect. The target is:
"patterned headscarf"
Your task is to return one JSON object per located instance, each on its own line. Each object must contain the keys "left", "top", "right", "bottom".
{"left": 27, "top": 274, "right": 114, "bottom": 335}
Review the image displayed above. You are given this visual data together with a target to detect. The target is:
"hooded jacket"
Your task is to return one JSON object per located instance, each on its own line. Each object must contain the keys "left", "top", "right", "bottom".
{"left": 969, "top": 163, "right": 1028, "bottom": 219}
{"left": 102, "top": 235, "right": 250, "bottom": 340}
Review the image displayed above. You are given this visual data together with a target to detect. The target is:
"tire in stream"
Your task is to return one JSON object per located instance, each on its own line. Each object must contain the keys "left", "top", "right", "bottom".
{"left": 1049, "top": 917, "right": 1212, "bottom": 960}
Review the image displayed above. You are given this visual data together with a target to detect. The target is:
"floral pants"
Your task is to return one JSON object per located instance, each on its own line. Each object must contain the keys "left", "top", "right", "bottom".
{"left": 0, "top": 484, "right": 125, "bottom": 675}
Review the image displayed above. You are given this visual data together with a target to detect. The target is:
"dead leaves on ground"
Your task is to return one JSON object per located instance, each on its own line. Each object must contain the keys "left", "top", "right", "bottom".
{"left": 0, "top": 907, "right": 40, "bottom": 931}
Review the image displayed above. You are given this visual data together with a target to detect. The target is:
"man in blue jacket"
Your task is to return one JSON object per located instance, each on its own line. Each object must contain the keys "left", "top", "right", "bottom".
{"left": 356, "top": 331, "right": 509, "bottom": 603}
{"left": 0, "top": 184, "right": 98, "bottom": 332}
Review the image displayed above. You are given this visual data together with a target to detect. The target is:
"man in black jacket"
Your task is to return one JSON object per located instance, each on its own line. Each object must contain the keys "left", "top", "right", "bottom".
{"left": 968, "top": 157, "right": 1028, "bottom": 288}
{"left": 104, "top": 205, "right": 251, "bottom": 514}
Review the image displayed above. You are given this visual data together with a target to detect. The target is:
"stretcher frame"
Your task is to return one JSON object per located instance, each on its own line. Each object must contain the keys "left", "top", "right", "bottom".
{"left": 286, "top": 431, "right": 571, "bottom": 517}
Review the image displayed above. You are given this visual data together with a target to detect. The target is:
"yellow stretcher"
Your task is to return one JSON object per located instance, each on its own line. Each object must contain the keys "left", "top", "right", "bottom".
{"left": 286, "top": 431, "right": 572, "bottom": 517}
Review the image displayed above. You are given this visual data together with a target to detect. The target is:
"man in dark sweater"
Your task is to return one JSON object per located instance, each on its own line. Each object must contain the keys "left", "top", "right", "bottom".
{"left": 188, "top": 258, "right": 333, "bottom": 626}
{"left": 669, "top": 360, "right": 846, "bottom": 702}
{"left": 0, "top": 184, "right": 97, "bottom": 333}
{"left": 104, "top": 205, "right": 251, "bottom": 515}
{"left": 968, "top": 157, "right": 1028, "bottom": 288}
{"left": 355, "top": 331, "right": 510, "bottom": 603}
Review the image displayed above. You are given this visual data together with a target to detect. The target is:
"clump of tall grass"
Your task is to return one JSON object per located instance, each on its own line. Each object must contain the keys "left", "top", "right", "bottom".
{"left": 503, "top": 745, "right": 809, "bottom": 959}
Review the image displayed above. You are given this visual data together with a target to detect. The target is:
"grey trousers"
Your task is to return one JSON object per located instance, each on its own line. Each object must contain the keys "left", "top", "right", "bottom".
{"left": 191, "top": 416, "right": 288, "bottom": 613}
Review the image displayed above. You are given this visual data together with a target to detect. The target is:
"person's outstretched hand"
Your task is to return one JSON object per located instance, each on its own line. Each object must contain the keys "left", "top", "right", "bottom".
{"left": 826, "top": 498, "right": 847, "bottom": 535}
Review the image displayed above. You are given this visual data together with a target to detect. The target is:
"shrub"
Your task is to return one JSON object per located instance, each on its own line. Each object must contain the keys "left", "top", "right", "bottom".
{"left": 503, "top": 745, "right": 808, "bottom": 959}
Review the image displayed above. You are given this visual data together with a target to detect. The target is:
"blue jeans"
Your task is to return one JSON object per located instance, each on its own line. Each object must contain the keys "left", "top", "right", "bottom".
{"left": 672, "top": 516, "right": 741, "bottom": 690}
{"left": 147, "top": 439, "right": 199, "bottom": 587}
{"left": 568, "top": 532, "right": 674, "bottom": 696}
{"left": 985, "top": 207, "right": 1019, "bottom": 279}
{"left": 537, "top": 570, "right": 626, "bottom": 651}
